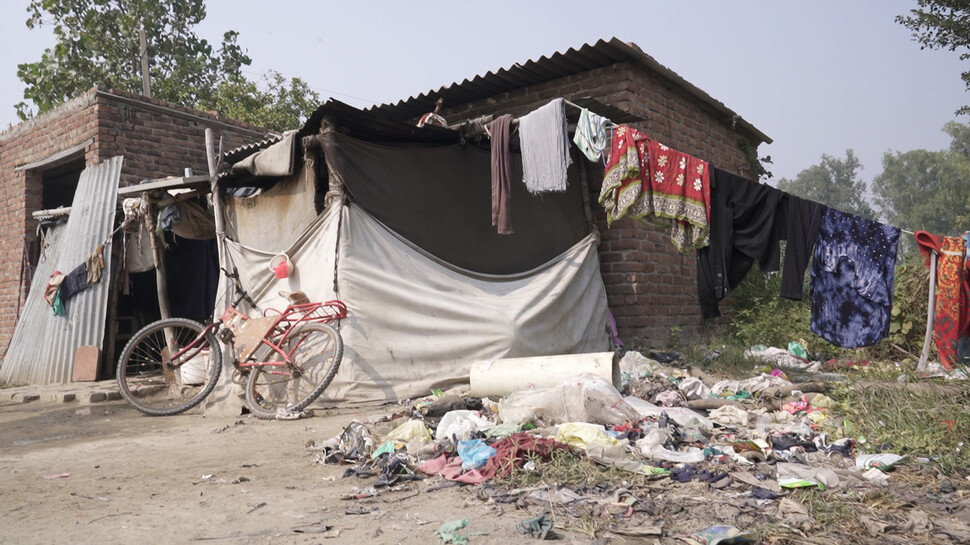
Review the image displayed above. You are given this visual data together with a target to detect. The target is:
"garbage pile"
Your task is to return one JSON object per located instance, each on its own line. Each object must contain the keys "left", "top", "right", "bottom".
{"left": 307, "top": 350, "right": 968, "bottom": 543}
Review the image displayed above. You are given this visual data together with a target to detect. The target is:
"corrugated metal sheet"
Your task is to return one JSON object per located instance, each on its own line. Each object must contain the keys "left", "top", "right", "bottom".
{"left": 0, "top": 156, "right": 122, "bottom": 385}
{"left": 371, "top": 37, "right": 771, "bottom": 144}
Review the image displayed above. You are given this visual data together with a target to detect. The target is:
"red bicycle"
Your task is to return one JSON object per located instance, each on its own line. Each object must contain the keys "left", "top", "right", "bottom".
{"left": 116, "top": 291, "right": 347, "bottom": 418}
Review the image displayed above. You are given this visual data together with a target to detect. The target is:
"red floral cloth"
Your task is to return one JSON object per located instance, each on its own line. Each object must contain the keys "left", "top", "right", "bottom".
{"left": 597, "top": 125, "right": 711, "bottom": 251}
{"left": 915, "top": 231, "right": 970, "bottom": 369}
{"left": 643, "top": 140, "right": 711, "bottom": 250}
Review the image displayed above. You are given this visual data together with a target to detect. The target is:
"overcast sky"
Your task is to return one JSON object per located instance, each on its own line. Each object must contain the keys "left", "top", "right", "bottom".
{"left": 0, "top": 0, "right": 967, "bottom": 186}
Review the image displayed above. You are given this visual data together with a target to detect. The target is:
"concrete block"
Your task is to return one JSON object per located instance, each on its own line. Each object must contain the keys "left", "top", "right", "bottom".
{"left": 81, "top": 392, "right": 108, "bottom": 404}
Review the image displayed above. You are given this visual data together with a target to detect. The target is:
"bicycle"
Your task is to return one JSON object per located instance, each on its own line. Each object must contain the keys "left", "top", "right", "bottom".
{"left": 116, "top": 289, "right": 347, "bottom": 418}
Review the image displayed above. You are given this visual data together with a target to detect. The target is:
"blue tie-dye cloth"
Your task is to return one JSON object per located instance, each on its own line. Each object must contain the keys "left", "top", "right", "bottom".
{"left": 810, "top": 208, "right": 900, "bottom": 348}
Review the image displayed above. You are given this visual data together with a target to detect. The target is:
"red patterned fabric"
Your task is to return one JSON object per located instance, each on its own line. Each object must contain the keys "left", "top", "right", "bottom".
{"left": 642, "top": 140, "right": 711, "bottom": 250}
{"left": 597, "top": 125, "right": 712, "bottom": 251}
{"left": 915, "top": 231, "right": 970, "bottom": 369}
{"left": 598, "top": 126, "right": 647, "bottom": 226}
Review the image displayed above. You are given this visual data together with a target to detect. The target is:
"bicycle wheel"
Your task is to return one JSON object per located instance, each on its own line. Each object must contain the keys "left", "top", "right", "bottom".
{"left": 117, "top": 318, "right": 223, "bottom": 416}
{"left": 245, "top": 323, "right": 343, "bottom": 419}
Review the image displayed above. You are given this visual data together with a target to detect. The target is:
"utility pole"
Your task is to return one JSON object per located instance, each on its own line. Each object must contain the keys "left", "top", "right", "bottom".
{"left": 139, "top": 28, "right": 152, "bottom": 98}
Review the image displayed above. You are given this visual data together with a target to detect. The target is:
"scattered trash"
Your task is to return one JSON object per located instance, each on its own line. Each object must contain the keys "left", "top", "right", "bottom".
{"left": 856, "top": 453, "right": 905, "bottom": 471}
{"left": 457, "top": 439, "right": 497, "bottom": 470}
{"left": 436, "top": 410, "right": 492, "bottom": 442}
{"left": 41, "top": 473, "right": 71, "bottom": 479}
{"left": 498, "top": 373, "right": 640, "bottom": 427}
{"left": 679, "top": 524, "right": 757, "bottom": 545}
{"left": 385, "top": 420, "right": 432, "bottom": 443}
{"left": 515, "top": 514, "right": 558, "bottom": 540}
{"left": 437, "top": 518, "right": 470, "bottom": 545}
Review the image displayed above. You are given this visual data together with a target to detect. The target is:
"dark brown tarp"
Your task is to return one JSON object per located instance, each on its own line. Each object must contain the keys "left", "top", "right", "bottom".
{"left": 320, "top": 131, "right": 588, "bottom": 275}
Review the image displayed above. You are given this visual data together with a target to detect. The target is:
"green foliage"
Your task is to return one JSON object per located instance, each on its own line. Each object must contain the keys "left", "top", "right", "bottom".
{"left": 16, "top": 0, "right": 318, "bottom": 132}
{"left": 872, "top": 121, "right": 970, "bottom": 234}
{"left": 832, "top": 381, "right": 970, "bottom": 476}
{"left": 737, "top": 139, "right": 773, "bottom": 180}
{"left": 199, "top": 71, "right": 320, "bottom": 133}
{"left": 776, "top": 150, "right": 876, "bottom": 220}
{"left": 726, "top": 264, "right": 813, "bottom": 350}
{"left": 897, "top": 1, "right": 970, "bottom": 115}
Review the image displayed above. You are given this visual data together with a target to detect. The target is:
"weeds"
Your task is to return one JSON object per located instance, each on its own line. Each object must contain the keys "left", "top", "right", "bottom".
{"left": 828, "top": 377, "right": 970, "bottom": 476}
{"left": 493, "top": 448, "right": 657, "bottom": 490}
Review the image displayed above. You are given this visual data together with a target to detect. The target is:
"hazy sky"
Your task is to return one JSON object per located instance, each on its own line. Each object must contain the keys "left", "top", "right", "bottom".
{"left": 1, "top": 1, "right": 967, "bottom": 187}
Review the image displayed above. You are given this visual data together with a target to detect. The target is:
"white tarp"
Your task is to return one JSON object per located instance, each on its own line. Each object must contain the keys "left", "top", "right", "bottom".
{"left": 209, "top": 200, "right": 609, "bottom": 408}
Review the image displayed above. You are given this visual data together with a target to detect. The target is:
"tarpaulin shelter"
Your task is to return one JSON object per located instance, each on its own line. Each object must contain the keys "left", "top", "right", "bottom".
{"left": 206, "top": 100, "right": 610, "bottom": 409}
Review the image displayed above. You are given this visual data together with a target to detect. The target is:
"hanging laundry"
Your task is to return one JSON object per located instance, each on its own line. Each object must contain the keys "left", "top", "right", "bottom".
{"left": 573, "top": 108, "right": 610, "bottom": 162}
{"left": 644, "top": 140, "right": 712, "bottom": 251}
{"left": 518, "top": 98, "right": 571, "bottom": 193}
{"left": 696, "top": 168, "right": 784, "bottom": 319}
{"left": 59, "top": 263, "right": 89, "bottom": 301}
{"left": 85, "top": 244, "right": 105, "bottom": 285}
{"left": 488, "top": 114, "right": 515, "bottom": 235}
{"left": 598, "top": 125, "right": 648, "bottom": 226}
{"left": 914, "top": 231, "right": 969, "bottom": 369}
{"left": 44, "top": 271, "right": 65, "bottom": 308}
{"left": 810, "top": 209, "right": 900, "bottom": 348}
{"left": 780, "top": 195, "right": 826, "bottom": 300}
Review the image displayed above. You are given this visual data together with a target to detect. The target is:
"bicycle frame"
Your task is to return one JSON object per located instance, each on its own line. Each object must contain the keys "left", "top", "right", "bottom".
{"left": 162, "top": 300, "right": 347, "bottom": 378}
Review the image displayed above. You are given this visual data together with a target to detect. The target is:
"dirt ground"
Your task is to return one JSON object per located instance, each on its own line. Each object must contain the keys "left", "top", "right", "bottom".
{"left": 0, "top": 398, "right": 531, "bottom": 545}
{"left": 2, "top": 394, "right": 969, "bottom": 545}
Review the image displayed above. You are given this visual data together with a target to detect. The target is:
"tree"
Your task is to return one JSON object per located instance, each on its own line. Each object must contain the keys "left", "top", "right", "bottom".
{"left": 872, "top": 121, "right": 970, "bottom": 234}
{"left": 775, "top": 150, "right": 877, "bottom": 219}
{"left": 16, "top": 0, "right": 319, "bottom": 132}
{"left": 897, "top": 1, "right": 970, "bottom": 115}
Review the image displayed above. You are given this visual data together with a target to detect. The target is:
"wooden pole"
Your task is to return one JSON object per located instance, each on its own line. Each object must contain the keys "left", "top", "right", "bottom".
{"left": 144, "top": 195, "right": 170, "bottom": 320}
{"left": 139, "top": 28, "right": 152, "bottom": 98}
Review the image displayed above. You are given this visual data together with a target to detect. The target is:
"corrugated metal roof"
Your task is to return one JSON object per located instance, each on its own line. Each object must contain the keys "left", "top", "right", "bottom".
{"left": 371, "top": 37, "right": 771, "bottom": 144}
{"left": 0, "top": 156, "right": 122, "bottom": 385}
{"left": 224, "top": 133, "right": 284, "bottom": 164}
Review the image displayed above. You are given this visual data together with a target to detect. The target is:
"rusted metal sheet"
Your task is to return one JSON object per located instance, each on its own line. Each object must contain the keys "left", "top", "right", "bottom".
{"left": 0, "top": 156, "right": 123, "bottom": 385}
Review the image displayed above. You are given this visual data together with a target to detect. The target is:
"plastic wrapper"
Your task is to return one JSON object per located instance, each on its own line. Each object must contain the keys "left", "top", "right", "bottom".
{"left": 498, "top": 373, "right": 641, "bottom": 427}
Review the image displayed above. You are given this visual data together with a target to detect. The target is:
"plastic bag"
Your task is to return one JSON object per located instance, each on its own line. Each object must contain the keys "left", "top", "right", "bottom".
{"left": 556, "top": 422, "right": 620, "bottom": 450}
{"left": 624, "top": 396, "right": 715, "bottom": 430}
{"left": 498, "top": 373, "right": 641, "bottom": 427}
{"left": 435, "top": 410, "right": 493, "bottom": 442}
{"left": 457, "top": 438, "right": 497, "bottom": 470}
{"left": 635, "top": 427, "right": 705, "bottom": 463}
{"left": 385, "top": 420, "right": 432, "bottom": 443}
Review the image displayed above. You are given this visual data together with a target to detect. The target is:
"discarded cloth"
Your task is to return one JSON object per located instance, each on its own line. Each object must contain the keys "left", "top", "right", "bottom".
{"left": 518, "top": 98, "right": 571, "bottom": 193}
{"left": 488, "top": 114, "right": 515, "bottom": 234}
{"left": 573, "top": 107, "right": 609, "bottom": 162}
{"left": 810, "top": 208, "right": 900, "bottom": 348}
{"left": 696, "top": 168, "right": 784, "bottom": 319}
{"left": 780, "top": 194, "right": 825, "bottom": 300}
{"left": 516, "top": 514, "right": 555, "bottom": 540}
{"left": 915, "top": 230, "right": 969, "bottom": 369}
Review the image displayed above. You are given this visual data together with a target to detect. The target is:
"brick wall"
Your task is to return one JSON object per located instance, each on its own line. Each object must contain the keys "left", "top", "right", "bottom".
{"left": 0, "top": 88, "right": 265, "bottom": 357}
{"left": 438, "top": 62, "right": 762, "bottom": 348}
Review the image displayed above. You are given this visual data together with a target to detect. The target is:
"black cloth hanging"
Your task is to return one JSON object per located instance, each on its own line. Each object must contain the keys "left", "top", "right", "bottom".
{"left": 780, "top": 194, "right": 826, "bottom": 300}
{"left": 696, "top": 167, "right": 784, "bottom": 319}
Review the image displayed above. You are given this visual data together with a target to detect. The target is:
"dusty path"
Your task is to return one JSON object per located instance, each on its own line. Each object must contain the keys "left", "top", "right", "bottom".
{"left": 0, "top": 399, "right": 524, "bottom": 545}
